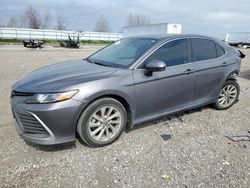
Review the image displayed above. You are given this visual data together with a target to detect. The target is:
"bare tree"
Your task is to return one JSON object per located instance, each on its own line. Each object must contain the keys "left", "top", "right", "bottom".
{"left": 56, "top": 14, "right": 66, "bottom": 30}
{"left": 41, "top": 10, "right": 51, "bottom": 29}
{"left": 22, "top": 6, "right": 42, "bottom": 29}
{"left": 21, "top": 6, "right": 51, "bottom": 29}
{"left": 6, "top": 16, "right": 19, "bottom": 27}
{"left": 94, "top": 17, "right": 110, "bottom": 32}
{"left": 126, "top": 14, "right": 150, "bottom": 27}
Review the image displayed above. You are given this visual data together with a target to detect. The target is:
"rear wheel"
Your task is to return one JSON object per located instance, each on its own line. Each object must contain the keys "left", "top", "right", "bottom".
{"left": 77, "top": 98, "right": 127, "bottom": 147}
{"left": 214, "top": 80, "right": 240, "bottom": 110}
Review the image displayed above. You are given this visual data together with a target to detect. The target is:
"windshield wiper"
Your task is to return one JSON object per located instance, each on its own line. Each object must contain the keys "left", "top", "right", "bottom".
{"left": 93, "top": 62, "right": 112, "bottom": 67}
{"left": 85, "top": 58, "right": 118, "bottom": 68}
{"left": 85, "top": 58, "right": 110, "bottom": 67}
{"left": 85, "top": 58, "right": 93, "bottom": 63}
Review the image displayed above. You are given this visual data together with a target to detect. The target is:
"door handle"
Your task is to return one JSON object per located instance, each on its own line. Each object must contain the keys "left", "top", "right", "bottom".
{"left": 221, "top": 62, "right": 227, "bottom": 67}
{"left": 184, "top": 69, "right": 195, "bottom": 74}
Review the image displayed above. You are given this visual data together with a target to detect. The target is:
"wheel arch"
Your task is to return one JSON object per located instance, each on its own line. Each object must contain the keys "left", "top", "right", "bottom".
{"left": 226, "top": 70, "right": 239, "bottom": 81}
{"left": 75, "top": 92, "right": 135, "bottom": 134}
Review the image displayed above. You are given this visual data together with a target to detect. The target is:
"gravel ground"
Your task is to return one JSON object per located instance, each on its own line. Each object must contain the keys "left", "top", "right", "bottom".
{"left": 0, "top": 45, "right": 250, "bottom": 188}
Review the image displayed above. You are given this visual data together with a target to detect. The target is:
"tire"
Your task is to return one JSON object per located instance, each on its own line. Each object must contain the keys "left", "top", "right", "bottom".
{"left": 77, "top": 98, "right": 127, "bottom": 147}
{"left": 213, "top": 80, "right": 240, "bottom": 110}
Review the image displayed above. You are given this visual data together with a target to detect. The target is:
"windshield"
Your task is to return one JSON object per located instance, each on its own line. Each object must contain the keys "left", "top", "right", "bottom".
{"left": 87, "top": 38, "right": 158, "bottom": 68}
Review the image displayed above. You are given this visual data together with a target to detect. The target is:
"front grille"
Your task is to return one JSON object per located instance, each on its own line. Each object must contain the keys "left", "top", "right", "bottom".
{"left": 15, "top": 113, "right": 49, "bottom": 137}
{"left": 11, "top": 91, "right": 34, "bottom": 98}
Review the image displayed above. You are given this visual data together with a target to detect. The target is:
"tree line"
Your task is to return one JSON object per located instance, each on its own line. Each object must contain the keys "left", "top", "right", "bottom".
{"left": 5, "top": 6, "right": 66, "bottom": 30}
{"left": 4, "top": 6, "right": 150, "bottom": 32}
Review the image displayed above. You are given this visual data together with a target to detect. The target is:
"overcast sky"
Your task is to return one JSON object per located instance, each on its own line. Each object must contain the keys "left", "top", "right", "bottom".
{"left": 0, "top": 0, "right": 249, "bottom": 39}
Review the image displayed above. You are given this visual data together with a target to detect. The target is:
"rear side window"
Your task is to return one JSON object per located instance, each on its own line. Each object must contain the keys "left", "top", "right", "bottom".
{"left": 191, "top": 38, "right": 217, "bottom": 61}
{"left": 215, "top": 43, "right": 225, "bottom": 57}
{"left": 143, "top": 39, "right": 189, "bottom": 67}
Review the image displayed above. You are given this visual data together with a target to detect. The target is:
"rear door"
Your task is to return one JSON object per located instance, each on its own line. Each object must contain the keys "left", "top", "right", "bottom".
{"left": 191, "top": 38, "right": 228, "bottom": 104}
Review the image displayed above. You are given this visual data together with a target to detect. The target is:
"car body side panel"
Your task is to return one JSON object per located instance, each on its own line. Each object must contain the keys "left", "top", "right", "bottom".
{"left": 192, "top": 58, "right": 230, "bottom": 104}
{"left": 132, "top": 63, "right": 195, "bottom": 124}
{"left": 191, "top": 39, "right": 242, "bottom": 104}
{"left": 70, "top": 69, "right": 136, "bottom": 123}
{"left": 71, "top": 70, "right": 135, "bottom": 104}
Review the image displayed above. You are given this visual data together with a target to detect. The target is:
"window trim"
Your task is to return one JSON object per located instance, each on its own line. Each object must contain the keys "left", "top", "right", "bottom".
{"left": 133, "top": 37, "right": 191, "bottom": 70}
{"left": 132, "top": 36, "right": 227, "bottom": 70}
{"left": 215, "top": 42, "right": 226, "bottom": 58}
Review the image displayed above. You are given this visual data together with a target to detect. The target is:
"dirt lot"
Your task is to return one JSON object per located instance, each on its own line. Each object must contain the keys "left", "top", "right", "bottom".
{"left": 0, "top": 45, "right": 250, "bottom": 188}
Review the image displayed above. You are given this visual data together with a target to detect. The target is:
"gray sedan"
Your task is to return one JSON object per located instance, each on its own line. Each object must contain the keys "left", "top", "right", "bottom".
{"left": 11, "top": 34, "right": 244, "bottom": 147}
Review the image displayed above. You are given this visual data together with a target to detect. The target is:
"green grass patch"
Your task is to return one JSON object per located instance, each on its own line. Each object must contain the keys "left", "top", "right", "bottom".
{"left": 80, "top": 40, "right": 113, "bottom": 45}
{"left": 0, "top": 38, "right": 112, "bottom": 46}
{"left": 0, "top": 38, "right": 23, "bottom": 45}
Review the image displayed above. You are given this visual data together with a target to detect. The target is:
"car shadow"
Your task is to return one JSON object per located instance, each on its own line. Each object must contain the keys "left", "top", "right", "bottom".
{"left": 25, "top": 140, "right": 76, "bottom": 152}
{"left": 130, "top": 105, "right": 210, "bottom": 131}
{"left": 75, "top": 133, "right": 92, "bottom": 147}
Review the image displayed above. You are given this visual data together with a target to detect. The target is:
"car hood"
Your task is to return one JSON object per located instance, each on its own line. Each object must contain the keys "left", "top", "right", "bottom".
{"left": 13, "top": 60, "right": 118, "bottom": 92}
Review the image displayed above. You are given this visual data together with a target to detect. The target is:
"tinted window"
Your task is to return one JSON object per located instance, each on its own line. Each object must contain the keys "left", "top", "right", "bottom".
{"left": 191, "top": 38, "right": 217, "bottom": 61}
{"left": 215, "top": 43, "right": 225, "bottom": 57}
{"left": 143, "top": 39, "right": 189, "bottom": 67}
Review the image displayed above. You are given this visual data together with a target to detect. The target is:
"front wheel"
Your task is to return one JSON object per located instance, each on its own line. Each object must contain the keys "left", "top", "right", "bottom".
{"left": 214, "top": 80, "right": 240, "bottom": 110}
{"left": 77, "top": 98, "right": 127, "bottom": 147}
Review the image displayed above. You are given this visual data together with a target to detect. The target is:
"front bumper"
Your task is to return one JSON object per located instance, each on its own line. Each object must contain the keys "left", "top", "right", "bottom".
{"left": 11, "top": 94, "right": 84, "bottom": 145}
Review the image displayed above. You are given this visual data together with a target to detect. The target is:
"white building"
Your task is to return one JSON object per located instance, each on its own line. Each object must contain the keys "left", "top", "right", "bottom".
{"left": 123, "top": 23, "right": 182, "bottom": 37}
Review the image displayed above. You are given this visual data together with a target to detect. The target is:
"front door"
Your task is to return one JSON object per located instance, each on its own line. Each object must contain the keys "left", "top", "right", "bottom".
{"left": 133, "top": 38, "right": 196, "bottom": 123}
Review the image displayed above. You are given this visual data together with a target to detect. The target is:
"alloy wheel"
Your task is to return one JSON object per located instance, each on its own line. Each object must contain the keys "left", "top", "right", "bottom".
{"left": 88, "top": 106, "right": 122, "bottom": 142}
{"left": 218, "top": 84, "right": 237, "bottom": 108}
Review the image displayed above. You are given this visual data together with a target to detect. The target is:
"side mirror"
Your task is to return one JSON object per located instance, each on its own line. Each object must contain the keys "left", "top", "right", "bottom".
{"left": 144, "top": 60, "right": 166, "bottom": 76}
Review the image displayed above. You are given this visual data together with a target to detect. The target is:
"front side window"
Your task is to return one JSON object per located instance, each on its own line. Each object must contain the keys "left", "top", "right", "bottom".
{"left": 191, "top": 38, "right": 217, "bottom": 61}
{"left": 142, "top": 39, "right": 189, "bottom": 68}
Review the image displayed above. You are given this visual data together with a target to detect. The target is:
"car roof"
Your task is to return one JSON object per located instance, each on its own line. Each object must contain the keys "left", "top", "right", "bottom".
{"left": 127, "top": 34, "right": 219, "bottom": 42}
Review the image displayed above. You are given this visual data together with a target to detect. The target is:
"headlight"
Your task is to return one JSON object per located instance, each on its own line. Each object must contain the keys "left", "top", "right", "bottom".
{"left": 25, "top": 90, "right": 78, "bottom": 104}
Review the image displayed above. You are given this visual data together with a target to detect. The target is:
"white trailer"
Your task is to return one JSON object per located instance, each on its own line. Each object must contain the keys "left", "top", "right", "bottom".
{"left": 225, "top": 32, "right": 250, "bottom": 47}
{"left": 123, "top": 23, "right": 182, "bottom": 37}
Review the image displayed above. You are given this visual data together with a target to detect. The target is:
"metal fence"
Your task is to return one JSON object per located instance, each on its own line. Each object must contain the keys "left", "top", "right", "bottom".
{"left": 0, "top": 27, "right": 123, "bottom": 41}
